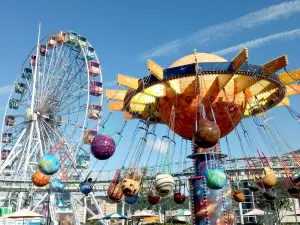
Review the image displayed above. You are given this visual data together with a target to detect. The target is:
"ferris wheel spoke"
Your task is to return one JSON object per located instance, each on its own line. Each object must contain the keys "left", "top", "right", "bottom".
{"left": 39, "top": 43, "right": 66, "bottom": 101}
{"left": 39, "top": 119, "right": 56, "bottom": 149}
{"left": 39, "top": 50, "right": 80, "bottom": 109}
{"left": 44, "top": 49, "right": 79, "bottom": 96}
{"left": 51, "top": 60, "right": 86, "bottom": 104}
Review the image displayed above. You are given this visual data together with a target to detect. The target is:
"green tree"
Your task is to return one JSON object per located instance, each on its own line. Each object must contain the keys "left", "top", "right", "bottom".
{"left": 254, "top": 191, "right": 293, "bottom": 223}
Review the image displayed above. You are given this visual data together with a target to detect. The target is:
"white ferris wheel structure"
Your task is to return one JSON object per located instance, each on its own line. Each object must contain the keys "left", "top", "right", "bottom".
{"left": 0, "top": 25, "right": 107, "bottom": 224}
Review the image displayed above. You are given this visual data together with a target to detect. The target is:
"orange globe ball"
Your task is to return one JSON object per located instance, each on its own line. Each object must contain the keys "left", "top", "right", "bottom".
{"left": 32, "top": 170, "right": 50, "bottom": 187}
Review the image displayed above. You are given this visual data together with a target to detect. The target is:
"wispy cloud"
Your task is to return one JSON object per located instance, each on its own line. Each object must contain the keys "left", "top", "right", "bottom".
{"left": 147, "top": 137, "right": 170, "bottom": 154}
{"left": 0, "top": 85, "right": 12, "bottom": 95}
{"left": 214, "top": 28, "right": 300, "bottom": 55}
{"left": 140, "top": 0, "right": 300, "bottom": 59}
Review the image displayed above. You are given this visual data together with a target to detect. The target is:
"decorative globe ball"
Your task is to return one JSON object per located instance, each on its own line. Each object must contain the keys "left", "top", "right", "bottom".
{"left": 125, "top": 195, "right": 139, "bottom": 205}
{"left": 232, "top": 190, "right": 245, "bottom": 202}
{"left": 32, "top": 170, "right": 50, "bottom": 187}
{"left": 39, "top": 154, "right": 61, "bottom": 175}
{"left": 91, "top": 135, "right": 116, "bottom": 160}
{"left": 205, "top": 169, "right": 226, "bottom": 190}
{"left": 155, "top": 174, "right": 174, "bottom": 197}
{"left": 147, "top": 193, "right": 161, "bottom": 205}
{"left": 80, "top": 182, "right": 92, "bottom": 196}
{"left": 173, "top": 192, "right": 186, "bottom": 204}
{"left": 50, "top": 178, "right": 66, "bottom": 192}
{"left": 121, "top": 178, "right": 140, "bottom": 197}
{"left": 107, "top": 183, "right": 124, "bottom": 203}
{"left": 193, "top": 119, "right": 220, "bottom": 148}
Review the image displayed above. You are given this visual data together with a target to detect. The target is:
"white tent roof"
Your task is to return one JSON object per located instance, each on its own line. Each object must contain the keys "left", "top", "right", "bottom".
{"left": 244, "top": 209, "right": 270, "bottom": 216}
{"left": 2, "top": 209, "right": 42, "bottom": 219}
{"left": 131, "top": 211, "right": 157, "bottom": 218}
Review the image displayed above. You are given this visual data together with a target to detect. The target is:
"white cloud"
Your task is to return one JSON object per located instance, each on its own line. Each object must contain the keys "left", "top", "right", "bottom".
{"left": 0, "top": 85, "right": 12, "bottom": 95}
{"left": 140, "top": 0, "right": 300, "bottom": 59}
{"left": 147, "top": 137, "right": 170, "bottom": 154}
{"left": 214, "top": 28, "right": 300, "bottom": 55}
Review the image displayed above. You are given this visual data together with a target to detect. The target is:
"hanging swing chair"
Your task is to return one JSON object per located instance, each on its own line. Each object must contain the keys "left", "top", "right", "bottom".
{"left": 173, "top": 179, "right": 186, "bottom": 204}
{"left": 263, "top": 188, "right": 277, "bottom": 201}
{"left": 107, "top": 169, "right": 124, "bottom": 203}
{"left": 121, "top": 166, "right": 143, "bottom": 197}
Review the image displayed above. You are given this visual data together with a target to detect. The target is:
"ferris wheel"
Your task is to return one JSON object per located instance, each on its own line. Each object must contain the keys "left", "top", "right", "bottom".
{"left": 0, "top": 27, "right": 103, "bottom": 210}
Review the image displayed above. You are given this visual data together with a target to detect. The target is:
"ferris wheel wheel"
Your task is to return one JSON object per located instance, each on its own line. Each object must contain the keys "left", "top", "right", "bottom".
{"left": 0, "top": 27, "right": 103, "bottom": 210}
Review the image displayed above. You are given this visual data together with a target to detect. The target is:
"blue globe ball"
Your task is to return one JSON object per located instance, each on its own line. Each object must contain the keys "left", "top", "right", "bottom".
{"left": 50, "top": 178, "right": 66, "bottom": 192}
{"left": 125, "top": 195, "right": 139, "bottom": 205}
{"left": 80, "top": 182, "right": 92, "bottom": 196}
{"left": 39, "top": 154, "right": 61, "bottom": 175}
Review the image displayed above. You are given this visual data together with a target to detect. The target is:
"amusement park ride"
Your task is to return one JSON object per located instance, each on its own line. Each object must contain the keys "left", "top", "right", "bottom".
{"left": 1, "top": 26, "right": 300, "bottom": 225}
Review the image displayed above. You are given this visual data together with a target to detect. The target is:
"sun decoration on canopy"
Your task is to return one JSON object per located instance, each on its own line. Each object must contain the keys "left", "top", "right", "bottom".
{"left": 106, "top": 48, "right": 300, "bottom": 139}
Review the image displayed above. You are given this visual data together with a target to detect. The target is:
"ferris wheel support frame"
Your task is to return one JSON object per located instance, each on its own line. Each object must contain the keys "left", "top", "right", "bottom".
{"left": 17, "top": 25, "right": 44, "bottom": 211}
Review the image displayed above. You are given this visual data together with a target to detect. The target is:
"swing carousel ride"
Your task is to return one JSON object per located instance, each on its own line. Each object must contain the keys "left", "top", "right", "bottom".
{"left": 104, "top": 49, "right": 300, "bottom": 225}
{"left": 2, "top": 26, "right": 300, "bottom": 225}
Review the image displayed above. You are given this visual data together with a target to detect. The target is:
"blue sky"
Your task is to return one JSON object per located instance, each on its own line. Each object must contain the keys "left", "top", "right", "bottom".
{"left": 1, "top": 0, "right": 300, "bottom": 172}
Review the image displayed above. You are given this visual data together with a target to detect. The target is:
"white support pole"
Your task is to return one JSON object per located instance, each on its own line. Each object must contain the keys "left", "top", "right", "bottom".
{"left": 17, "top": 120, "right": 35, "bottom": 211}
{"left": 121, "top": 201, "right": 125, "bottom": 225}
{"left": 90, "top": 192, "right": 106, "bottom": 225}
{"left": 238, "top": 202, "right": 244, "bottom": 225}
{"left": 32, "top": 193, "right": 48, "bottom": 211}
{"left": 293, "top": 198, "right": 299, "bottom": 225}
{"left": 30, "top": 23, "right": 41, "bottom": 114}
{"left": 83, "top": 196, "right": 87, "bottom": 224}
{"left": 159, "top": 206, "right": 162, "bottom": 223}
{"left": 35, "top": 120, "right": 44, "bottom": 157}
{"left": 71, "top": 193, "right": 96, "bottom": 216}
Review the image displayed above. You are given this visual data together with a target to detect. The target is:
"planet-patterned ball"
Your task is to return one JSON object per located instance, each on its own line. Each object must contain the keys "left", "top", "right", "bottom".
{"left": 32, "top": 170, "right": 50, "bottom": 187}
{"left": 50, "top": 178, "right": 66, "bottom": 192}
{"left": 193, "top": 119, "right": 220, "bottom": 149}
{"left": 39, "top": 154, "right": 61, "bottom": 175}
{"left": 80, "top": 182, "right": 93, "bottom": 196}
{"left": 91, "top": 135, "right": 116, "bottom": 160}
{"left": 205, "top": 169, "right": 226, "bottom": 190}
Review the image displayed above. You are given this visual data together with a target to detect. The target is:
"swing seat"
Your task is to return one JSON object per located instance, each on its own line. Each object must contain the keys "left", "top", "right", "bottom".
{"left": 121, "top": 178, "right": 140, "bottom": 197}
{"left": 248, "top": 183, "right": 259, "bottom": 192}
{"left": 254, "top": 167, "right": 277, "bottom": 189}
{"left": 174, "top": 191, "right": 186, "bottom": 204}
{"left": 233, "top": 190, "right": 245, "bottom": 202}
{"left": 107, "top": 183, "right": 124, "bottom": 203}
{"left": 147, "top": 192, "right": 160, "bottom": 205}
{"left": 263, "top": 188, "right": 277, "bottom": 201}
{"left": 288, "top": 188, "right": 300, "bottom": 199}
{"left": 125, "top": 195, "right": 139, "bottom": 205}
{"left": 293, "top": 175, "right": 300, "bottom": 184}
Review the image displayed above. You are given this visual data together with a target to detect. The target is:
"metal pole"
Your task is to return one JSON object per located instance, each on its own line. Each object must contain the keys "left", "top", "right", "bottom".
{"left": 238, "top": 202, "right": 244, "bottom": 225}
{"left": 83, "top": 196, "right": 87, "bottom": 224}
{"left": 30, "top": 23, "right": 41, "bottom": 114}
{"left": 122, "top": 201, "right": 125, "bottom": 225}
{"left": 293, "top": 198, "right": 299, "bottom": 225}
